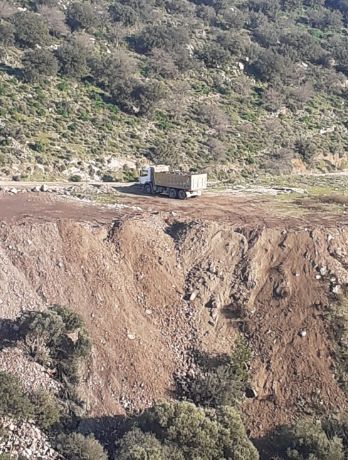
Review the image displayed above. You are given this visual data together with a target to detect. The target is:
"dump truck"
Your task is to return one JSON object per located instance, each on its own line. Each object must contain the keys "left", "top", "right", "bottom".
{"left": 139, "top": 165, "right": 207, "bottom": 199}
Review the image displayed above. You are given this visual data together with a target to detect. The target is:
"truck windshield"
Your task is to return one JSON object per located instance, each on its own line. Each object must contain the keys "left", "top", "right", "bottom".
{"left": 140, "top": 170, "right": 149, "bottom": 177}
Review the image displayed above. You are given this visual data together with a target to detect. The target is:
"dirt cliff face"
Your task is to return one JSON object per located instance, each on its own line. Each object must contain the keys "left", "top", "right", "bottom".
{"left": 1, "top": 194, "right": 348, "bottom": 440}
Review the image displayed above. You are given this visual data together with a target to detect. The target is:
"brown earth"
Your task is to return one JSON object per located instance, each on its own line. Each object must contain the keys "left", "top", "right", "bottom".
{"left": 1, "top": 190, "right": 348, "bottom": 454}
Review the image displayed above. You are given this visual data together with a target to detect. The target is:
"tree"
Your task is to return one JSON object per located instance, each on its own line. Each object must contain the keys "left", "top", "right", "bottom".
{"left": 199, "top": 41, "right": 231, "bottom": 67}
{"left": 133, "top": 401, "right": 259, "bottom": 460}
{"left": 117, "top": 429, "right": 169, "bottom": 460}
{"left": 251, "top": 48, "right": 294, "bottom": 83}
{"left": 199, "top": 105, "right": 230, "bottom": 134}
{"left": 22, "top": 48, "right": 58, "bottom": 83}
{"left": 108, "top": 22, "right": 127, "bottom": 47}
{"left": 218, "top": 7, "right": 245, "bottom": 29}
{"left": 295, "top": 138, "right": 317, "bottom": 163}
{"left": 14, "top": 12, "right": 50, "bottom": 48}
{"left": 66, "top": 2, "right": 100, "bottom": 32}
{"left": 249, "top": 0, "right": 281, "bottom": 20}
{"left": 218, "top": 31, "right": 245, "bottom": 57}
{"left": 31, "top": 390, "right": 60, "bottom": 430}
{"left": 0, "top": 1, "right": 15, "bottom": 19}
{"left": 58, "top": 433, "right": 107, "bottom": 460}
{"left": 277, "top": 420, "right": 343, "bottom": 460}
{"left": 167, "top": 81, "right": 191, "bottom": 120}
{"left": 262, "top": 87, "right": 284, "bottom": 112}
{"left": 149, "top": 48, "right": 179, "bottom": 79}
{"left": 108, "top": 2, "right": 137, "bottom": 26}
{"left": 291, "top": 82, "right": 313, "bottom": 106}
{"left": 56, "top": 41, "right": 88, "bottom": 78}
{"left": 280, "top": 30, "right": 325, "bottom": 63}
{"left": 207, "top": 138, "right": 227, "bottom": 161}
{"left": 18, "top": 305, "right": 92, "bottom": 386}
{"left": 0, "top": 372, "right": 33, "bottom": 421}
{"left": 135, "top": 24, "right": 190, "bottom": 54}
{"left": 132, "top": 80, "right": 167, "bottom": 117}
{"left": 196, "top": 5, "right": 216, "bottom": 24}
{"left": 38, "top": 5, "right": 70, "bottom": 37}
{"left": 0, "top": 21, "right": 15, "bottom": 46}
{"left": 90, "top": 50, "right": 137, "bottom": 88}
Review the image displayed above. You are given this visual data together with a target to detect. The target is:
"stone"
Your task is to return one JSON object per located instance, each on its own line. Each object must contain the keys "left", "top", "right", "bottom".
{"left": 190, "top": 291, "right": 197, "bottom": 301}
{"left": 245, "top": 388, "right": 258, "bottom": 398}
{"left": 40, "top": 184, "right": 49, "bottom": 192}
{"left": 299, "top": 330, "right": 307, "bottom": 337}
{"left": 10, "top": 188, "right": 18, "bottom": 194}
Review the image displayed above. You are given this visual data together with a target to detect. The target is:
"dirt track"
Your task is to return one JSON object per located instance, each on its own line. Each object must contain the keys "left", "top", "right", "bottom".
{"left": 0, "top": 187, "right": 345, "bottom": 228}
{"left": 1, "top": 189, "right": 348, "bottom": 447}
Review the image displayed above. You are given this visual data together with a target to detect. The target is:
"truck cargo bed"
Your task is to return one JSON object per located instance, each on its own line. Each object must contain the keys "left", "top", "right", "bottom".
{"left": 154, "top": 172, "right": 207, "bottom": 191}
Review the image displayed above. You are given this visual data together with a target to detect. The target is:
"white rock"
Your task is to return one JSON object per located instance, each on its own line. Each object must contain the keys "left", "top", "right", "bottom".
{"left": 299, "top": 331, "right": 307, "bottom": 337}
{"left": 40, "top": 184, "right": 49, "bottom": 192}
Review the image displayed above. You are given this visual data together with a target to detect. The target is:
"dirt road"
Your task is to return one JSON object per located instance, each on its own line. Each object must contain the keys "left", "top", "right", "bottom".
{"left": 0, "top": 184, "right": 346, "bottom": 230}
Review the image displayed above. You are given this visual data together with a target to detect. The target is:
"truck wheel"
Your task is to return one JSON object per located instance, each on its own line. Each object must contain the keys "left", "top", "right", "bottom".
{"left": 144, "top": 184, "right": 152, "bottom": 194}
{"left": 178, "top": 190, "right": 187, "bottom": 200}
{"left": 169, "top": 188, "right": 177, "bottom": 199}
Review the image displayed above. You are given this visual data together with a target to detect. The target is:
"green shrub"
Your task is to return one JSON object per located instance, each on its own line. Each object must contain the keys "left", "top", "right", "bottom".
{"left": 0, "top": 372, "right": 33, "bottom": 421}
{"left": 130, "top": 401, "right": 259, "bottom": 460}
{"left": 80, "top": 112, "right": 89, "bottom": 121}
{"left": 277, "top": 419, "right": 343, "bottom": 460}
{"left": 231, "top": 336, "right": 252, "bottom": 382}
{"left": 70, "top": 175, "right": 82, "bottom": 182}
{"left": 56, "top": 41, "right": 88, "bottom": 79}
{"left": 66, "top": 2, "right": 100, "bottom": 32}
{"left": 0, "top": 21, "right": 15, "bottom": 46}
{"left": 14, "top": 12, "right": 50, "bottom": 48}
{"left": 17, "top": 305, "right": 92, "bottom": 387}
{"left": 31, "top": 390, "right": 60, "bottom": 430}
{"left": 32, "top": 141, "right": 46, "bottom": 153}
{"left": 57, "top": 81, "right": 68, "bottom": 91}
{"left": 22, "top": 49, "right": 58, "bottom": 84}
{"left": 58, "top": 433, "right": 107, "bottom": 460}
{"left": 0, "top": 87, "right": 5, "bottom": 96}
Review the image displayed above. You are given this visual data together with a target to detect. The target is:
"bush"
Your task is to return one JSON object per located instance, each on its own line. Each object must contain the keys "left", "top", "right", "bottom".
{"left": 22, "top": 49, "right": 58, "bottom": 84}
{"left": 58, "top": 433, "right": 107, "bottom": 460}
{"left": 0, "top": 21, "right": 15, "bottom": 46}
{"left": 0, "top": 372, "right": 33, "bottom": 421}
{"left": 14, "top": 12, "right": 50, "bottom": 48}
{"left": 56, "top": 41, "right": 88, "bottom": 79}
{"left": 70, "top": 175, "right": 82, "bottom": 182}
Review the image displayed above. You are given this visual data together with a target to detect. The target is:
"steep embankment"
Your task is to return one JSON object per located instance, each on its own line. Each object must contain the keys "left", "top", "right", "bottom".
{"left": 1, "top": 204, "right": 348, "bottom": 437}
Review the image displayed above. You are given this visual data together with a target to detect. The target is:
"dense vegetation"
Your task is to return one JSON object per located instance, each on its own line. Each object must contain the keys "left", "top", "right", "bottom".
{"left": 1, "top": 0, "right": 348, "bottom": 180}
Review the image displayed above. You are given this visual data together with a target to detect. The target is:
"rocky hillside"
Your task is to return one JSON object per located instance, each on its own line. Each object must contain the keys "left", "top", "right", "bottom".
{"left": 1, "top": 0, "right": 348, "bottom": 181}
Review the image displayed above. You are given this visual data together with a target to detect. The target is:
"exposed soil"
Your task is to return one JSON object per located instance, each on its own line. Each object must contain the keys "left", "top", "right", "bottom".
{"left": 1, "top": 190, "right": 348, "bottom": 454}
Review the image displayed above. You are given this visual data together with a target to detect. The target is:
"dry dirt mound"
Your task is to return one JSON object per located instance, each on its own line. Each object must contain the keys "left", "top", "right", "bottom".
{"left": 1, "top": 193, "right": 348, "bottom": 443}
{"left": 174, "top": 221, "right": 348, "bottom": 437}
